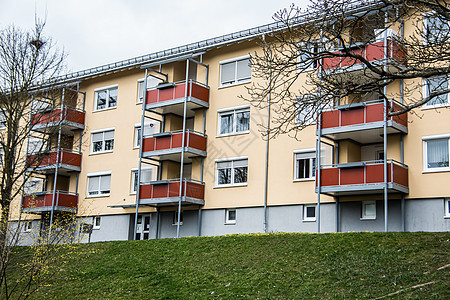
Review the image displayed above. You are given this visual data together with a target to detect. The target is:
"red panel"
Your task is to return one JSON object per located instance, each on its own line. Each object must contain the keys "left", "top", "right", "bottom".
{"left": 366, "top": 164, "right": 384, "bottom": 183}
{"left": 158, "top": 88, "right": 174, "bottom": 102}
{"left": 341, "top": 108, "right": 364, "bottom": 126}
{"left": 146, "top": 90, "right": 158, "bottom": 104}
{"left": 155, "top": 136, "right": 171, "bottom": 150}
{"left": 365, "top": 103, "right": 384, "bottom": 123}
{"left": 168, "top": 182, "right": 181, "bottom": 197}
{"left": 60, "top": 151, "right": 82, "bottom": 168}
{"left": 57, "top": 193, "right": 78, "bottom": 209}
{"left": 191, "top": 83, "right": 210, "bottom": 103}
{"left": 391, "top": 103, "right": 408, "bottom": 127}
{"left": 22, "top": 193, "right": 77, "bottom": 209}
{"left": 366, "top": 42, "right": 384, "bottom": 62}
{"left": 320, "top": 168, "right": 339, "bottom": 186}
{"left": 186, "top": 182, "right": 205, "bottom": 199}
{"left": 321, "top": 110, "right": 340, "bottom": 129}
{"left": 340, "top": 167, "right": 364, "bottom": 185}
{"left": 142, "top": 137, "right": 156, "bottom": 152}
{"left": 188, "top": 133, "right": 207, "bottom": 151}
{"left": 174, "top": 83, "right": 187, "bottom": 99}
{"left": 152, "top": 184, "right": 169, "bottom": 198}
{"left": 392, "top": 41, "right": 407, "bottom": 63}
{"left": 322, "top": 56, "right": 342, "bottom": 70}
{"left": 139, "top": 184, "right": 153, "bottom": 199}
{"left": 393, "top": 164, "right": 408, "bottom": 187}
{"left": 64, "top": 108, "right": 85, "bottom": 125}
{"left": 171, "top": 133, "right": 183, "bottom": 148}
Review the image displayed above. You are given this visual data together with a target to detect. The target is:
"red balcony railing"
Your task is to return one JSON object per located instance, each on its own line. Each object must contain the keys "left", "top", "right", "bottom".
{"left": 22, "top": 191, "right": 78, "bottom": 213}
{"left": 317, "top": 160, "right": 408, "bottom": 194}
{"left": 146, "top": 80, "right": 209, "bottom": 106}
{"left": 320, "top": 99, "right": 408, "bottom": 130}
{"left": 142, "top": 130, "right": 207, "bottom": 155}
{"left": 27, "top": 149, "right": 82, "bottom": 171}
{"left": 322, "top": 39, "right": 406, "bottom": 71}
{"left": 31, "top": 106, "right": 85, "bottom": 129}
{"left": 139, "top": 178, "right": 205, "bottom": 205}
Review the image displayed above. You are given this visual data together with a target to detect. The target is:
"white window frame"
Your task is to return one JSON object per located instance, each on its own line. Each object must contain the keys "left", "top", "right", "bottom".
{"left": 94, "top": 84, "right": 118, "bottom": 111}
{"left": 215, "top": 157, "right": 248, "bottom": 188}
{"left": 217, "top": 105, "right": 250, "bottom": 136}
{"left": 298, "top": 42, "right": 319, "bottom": 72}
{"left": 423, "top": 13, "right": 450, "bottom": 45}
{"left": 23, "top": 220, "right": 32, "bottom": 232}
{"left": 172, "top": 212, "right": 183, "bottom": 226}
{"left": 445, "top": 198, "right": 450, "bottom": 218}
{"left": 422, "top": 76, "right": 450, "bottom": 109}
{"left": 130, "top": 167, "right": 153, "bottom": 194}
{"left": 219, "top": 55, "right": 251, "bottom": 87}
{"left": 303, "top": 205, "right": 316, "bottom": 222}
{"left": 134, "top": 121, "right": 155, "bottom": 148}
{"left": 93, "top": 216, "right": 101, "bottom": 229}
{"left": 23, "top": 177, "right": 44, "bottom": 194}
{"left": 422, "top": 134, "right": 450, "bottom": 172}
{"left": 294, "top": 149, "right": 316, "bottom": 181}
{"left": 87, "top": 171, "right": 112, "bottom": 197}
{"left": 137, "top": 77, "right": 163, "bottom": 104}
{"left": 225, "top": 209, "right": 237, "bottom": 225}
{"left": 361, "top": 201, "right": 376, "bottom": 220}
{"left": 90, "top": 128, "right": 115, "bottom": 154}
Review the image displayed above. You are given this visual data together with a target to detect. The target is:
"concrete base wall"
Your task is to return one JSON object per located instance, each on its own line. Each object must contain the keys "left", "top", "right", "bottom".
{"left": 405, "top": 198, "right": 450, "bottom": 232}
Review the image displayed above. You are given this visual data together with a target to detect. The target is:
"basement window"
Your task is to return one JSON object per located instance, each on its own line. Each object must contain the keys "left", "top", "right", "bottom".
{"left": 361, "top": 201, "right": 376, "bottom": 220}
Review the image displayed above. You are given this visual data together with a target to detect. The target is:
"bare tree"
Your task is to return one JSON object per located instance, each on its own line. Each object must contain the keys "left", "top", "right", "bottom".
{"left": 247, "top": 0, "right": 450, "bottom": 138}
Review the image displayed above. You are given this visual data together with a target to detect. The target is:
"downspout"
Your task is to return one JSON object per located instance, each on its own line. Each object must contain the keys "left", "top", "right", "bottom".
{"left": 263, "top": 34, "right": 271, "bottom": 233}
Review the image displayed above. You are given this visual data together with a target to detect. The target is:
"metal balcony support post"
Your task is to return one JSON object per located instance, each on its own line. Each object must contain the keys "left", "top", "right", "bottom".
{"left": 383, "top": 11, "right": 389, "bottom": 233}
{"left": 155, "top": 208, "right": 160, "bottom": 239}
{"left": 198, "top": 158, "right": 204, "bottom": 237}
{"left": 134, "top": 69, "right": 148, "bottom": 240}
{"left": 176, "top": 59, "right": 190, "bottom": 238}
{"left": 49, "top": 88, "right": 65, "bottom": 237}
{"left": 263, "top": 34, "right": 271, "bottom": 234}
{"left": 317, "top": 113, "right": 322, "bottom": 233}
{"left": 335, "top": 197, "right": 340, "bottom": 232}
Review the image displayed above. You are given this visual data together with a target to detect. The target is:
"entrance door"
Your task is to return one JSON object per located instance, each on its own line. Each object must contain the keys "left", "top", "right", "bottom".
{"left": 135, "top": 214, "right": 151, "bottom": 240}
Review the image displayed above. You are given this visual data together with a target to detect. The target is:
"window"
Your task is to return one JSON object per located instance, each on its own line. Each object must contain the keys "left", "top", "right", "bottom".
{"left": 0, "top": 111, "right": 6, "bottom": 129}
{"left": 23, "top": 177, "right": 44, "bottom": 194}
{"left": 218, "top": 106, "right": 250, "bottom": 136}
{"left": 216, "top": 158, "right": 248, "bottom": 187}
{"left": 172, "top": 212, "right": 183, "bottom": 226}
{"left": 361, "top": 201, "right": 376, "bottom": 220}
{"left": 298, "top": 42, "right": 319, "bottom": 71}
{"left": 424, "top": 76, "right": 450, "bottom": 107}
{"left": 220, "top": 55, "right": 251, "bottom": 86}
{"left": 27, "top": 137, "right": 47, "bottom": 155}
{"left": 445, "top": 198, "right": 450, "bottom": 218}
{"left": 134, "top": 122, "right": 155, "bottom": 148}
{"left": 303, "top": 205, "right": 316, "bottom": 222}
{"left": 91, "top": 129, "right": 114, "bottom": 154}
{"left": 87, "top": 173, "right": 111, "bottom": 196}
{"left": 131, "top": 168, "right": 153, "bottom": 193}
{"left": 95, "top": 85, "right": 118, "bottom": 111}
{"left": 423, "top": 135, "right": 450, "bottom": 171}
{"left": 295, "top": 150, "right": 316, "bottom": 180}
{"left": 424, "top": 14, "right": 450, "bottom": 44}
{"left": 23, "top": 221, "right": 32, "bottom": 232}
{"left": 137, "top": 77, "right": 163, "bottom": 103}
{"left": 225, "top": 209, "right": 236, "bottom": 224}
{"left": 296, "top": 94, "right": 318, "bottom": 126}
{"left": 93, "top": 216, "right": 101, "bottom": 229}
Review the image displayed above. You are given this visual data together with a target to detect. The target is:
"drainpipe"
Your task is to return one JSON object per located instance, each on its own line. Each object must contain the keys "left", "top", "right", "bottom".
{"left": 317, "top": 114, "right": 322, "bottom": 233}
{"left": 263, "top": 34, "right": 271, "bottom": 233}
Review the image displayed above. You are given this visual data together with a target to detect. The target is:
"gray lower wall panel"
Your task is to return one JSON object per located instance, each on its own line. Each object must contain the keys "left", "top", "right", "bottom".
{"left": 405, "top": 198, "right": 450, "bottom": 232}
{"left": 83, "top": 214, "right": 131, "bottom": 243}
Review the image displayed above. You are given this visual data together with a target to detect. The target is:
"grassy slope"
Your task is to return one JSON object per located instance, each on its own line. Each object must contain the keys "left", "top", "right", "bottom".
{"left": 10, "top": 232, "right": 450, "bottom": 299}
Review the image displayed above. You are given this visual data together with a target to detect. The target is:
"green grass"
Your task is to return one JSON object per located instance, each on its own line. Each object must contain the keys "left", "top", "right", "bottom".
{"left": 8, "top": 232, "right": 450, "bottom": 299}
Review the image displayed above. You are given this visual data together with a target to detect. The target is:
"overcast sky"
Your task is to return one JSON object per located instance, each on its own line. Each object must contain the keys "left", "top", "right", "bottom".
{"left": 0, "top": 0, "right": 310, "bottom": 73}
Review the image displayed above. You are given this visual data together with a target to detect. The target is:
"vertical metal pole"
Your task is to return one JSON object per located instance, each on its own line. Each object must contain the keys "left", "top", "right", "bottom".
{"left": 317, "top": 113, "right": 322, "bottom": 233}
{"left": 263, "top": 34, "right": 271, "bottom": 233}
{"left": 49, "top": 88, "right": 64, "bottom": 237}
{"left": 177, "top": 59, "right": 190, "bottom": 238}
{"left": 335, "top": 197, "right": 339, "bottom": 232}
{"left": 134, "top": 69, "right": 148, "bottom": 240}
{"left": 155, "top": 208, "right": 160, "bottom": 239}
{"left": 383, "top": 11, "right": 389, "bottom": 232}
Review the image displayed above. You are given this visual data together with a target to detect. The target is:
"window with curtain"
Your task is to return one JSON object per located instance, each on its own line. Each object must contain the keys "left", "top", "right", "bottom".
{"left": 220, "top": 56, "right": 251, "bottom": 86}
{"left": 218, "top": 107, "right": 250, "bottom": 136}
{"left": 425, "top": 75, "right": 449, "bottom": 107}
{"left": 425, "top": 138, "right": 449, "bottom": 169}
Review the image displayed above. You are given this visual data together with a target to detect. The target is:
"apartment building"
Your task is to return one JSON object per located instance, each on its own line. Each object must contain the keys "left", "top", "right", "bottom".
{"left": 14, "top": 1, "right": 450, "bottom": 243}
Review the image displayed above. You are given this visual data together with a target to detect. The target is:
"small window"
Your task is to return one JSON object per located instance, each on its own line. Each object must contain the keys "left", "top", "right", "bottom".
{"left": 225, "top": 209, "right": 236, "bottom": 224}
{"left": 134, "top": 122, "right": 155, "bottom": 148}
{"left": 423, "top": 136, "right": 450, "bottom": 171}
{"left": 303, "top": 205, "right": 316, "bottom": 222}
{"left": 95, "top": 85, "right": 118, "bottom": 111}
{"left": 424, "top": 14, "right": 450, "bottom": 45}
{"left": 298, "top": 42, "right": 319, "bottom": 71}
{"left": 93, "top": 216, "right": 101, "bottom": 229}
{"left": 131, "top": 168, "right": 153, "bottom": 193}
{"left": 445, "top": 199, "right": 450, "bottom": 218}
{"left": 218, "top": 106, "right": 250, "bottom": 136}
{"left": 87, "top": 174, "right": 111, "bottom": 196}
{"left": 220, "top": 56, "right": 251, "bottom": 87}
{"left": 424, "top": 76, "right": 449, "bottom": 107}
{"left": 296, "top": 94, "right": 320, "bottom": 126}
{"left": 27, "top": 137, "right": 47, "bottom": 155}
{"left": 216, "top": 158, "right": 248, "bottom": 187}
{"left": 361, "top": 201, "right": 376, "bottom": 220}
{"left": 137, "top": 77, "right": 163, "bottom": 103}
{"left": 172, "top": 212, "right": 183, "bottom": 226}
{"left": 23, "top": 177, "right": 44, "bottom": 194}
{"left": 91, "top": 129, "right": 115, "bottom": 154}
{"left": 295, "top": 151, "right": 316, "bottom": 180}
{"left": 0, "top": 111, "right": 6, "bottom": 129}
{"left": 23, "top": 221, "right": 32, "bottom": 232}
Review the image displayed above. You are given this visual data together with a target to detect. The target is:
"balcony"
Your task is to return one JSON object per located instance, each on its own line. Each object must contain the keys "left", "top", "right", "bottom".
{"left": 145, "top": 80, "right": 209, "bottom": 117}
{"left": 22, "top": 191, "right": 78, "bottom": 213}
{"left": 322, "top": 37, "right": 406, "bottom": 75}
{"left": 142, "top": 130, "right": 207, "bottom": 162}
{"left": 31, "top": 106, "right": 85, "bottom": 133}
{"left": 139, "top": 178, "right": 205, "bottom": 206}
{"left": 316, "top": 160, "right": 408, "bottom": 196}
{"left": 27, "top": 149, "right": 82, "bottom": 173}
{"left": 318, "top": 99, "right": 407, "bottom": 143}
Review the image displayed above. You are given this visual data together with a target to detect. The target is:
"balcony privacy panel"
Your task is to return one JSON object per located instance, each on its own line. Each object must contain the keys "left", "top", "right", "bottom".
{"left": 22, "top": 192, "right": 78, "bottom": 210}
{"left": 146, "top": 81, "right": 209, "bottom": 105}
